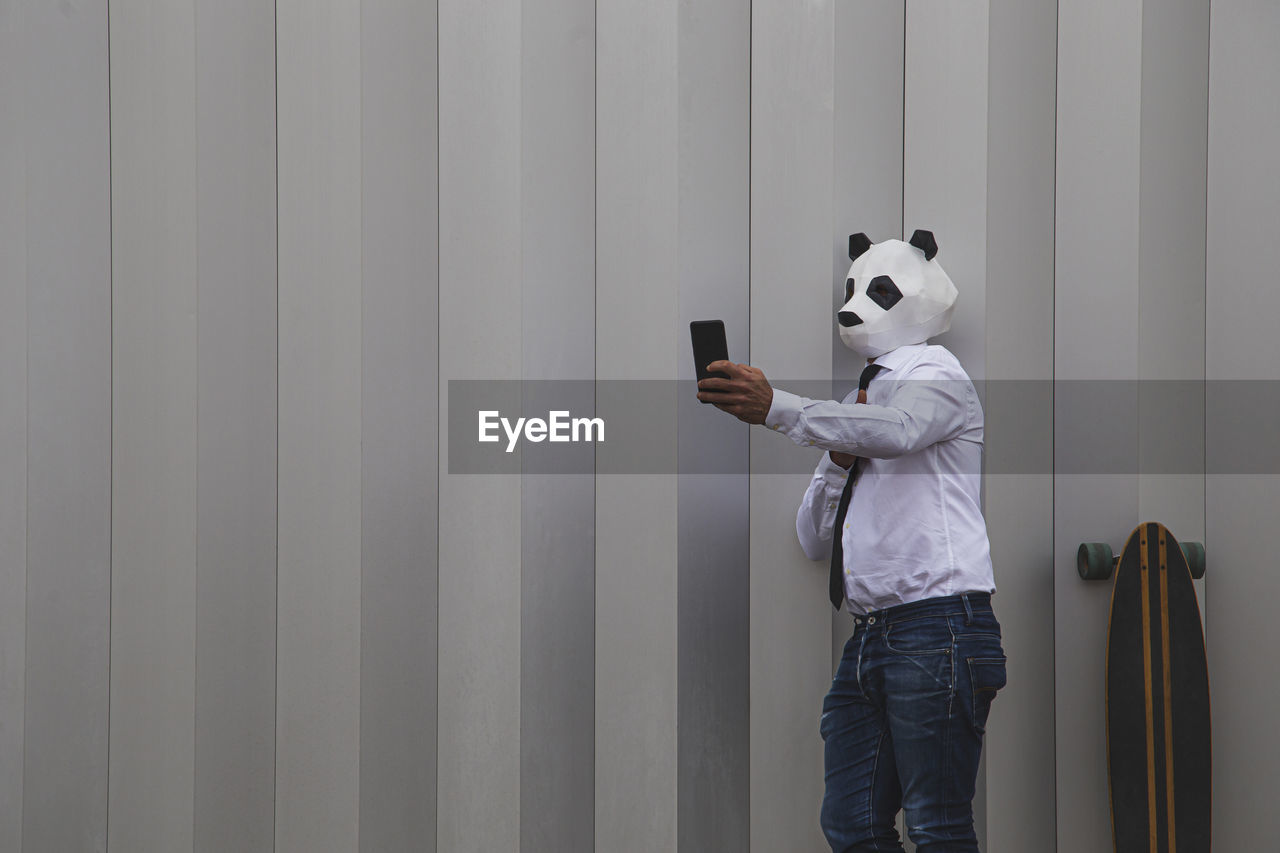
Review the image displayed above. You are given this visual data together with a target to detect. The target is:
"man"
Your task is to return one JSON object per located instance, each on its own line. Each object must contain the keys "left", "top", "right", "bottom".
{"left": 696, "top": 231, "right": 1005, "bottom": 852}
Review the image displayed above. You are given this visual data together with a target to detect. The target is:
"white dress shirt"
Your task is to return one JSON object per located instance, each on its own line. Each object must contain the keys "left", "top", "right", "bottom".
{"left": 764, "top": 341, "right": 996, "bottom": 615}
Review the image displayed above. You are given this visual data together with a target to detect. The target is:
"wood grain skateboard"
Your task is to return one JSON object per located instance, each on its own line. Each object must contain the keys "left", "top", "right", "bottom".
{"left": 1079, "top": 522, "right": 1211, "bottom": 852}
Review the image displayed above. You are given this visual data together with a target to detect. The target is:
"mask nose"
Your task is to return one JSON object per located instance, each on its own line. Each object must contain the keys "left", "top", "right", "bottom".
{"left": 838, "top": 310, "right": 863, "bottom": 327}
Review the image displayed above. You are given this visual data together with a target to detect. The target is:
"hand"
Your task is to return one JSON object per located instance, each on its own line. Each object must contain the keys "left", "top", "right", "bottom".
{"left": 828, "top": 450, "right": 858, "bottom": 470}
{"left": 696, "top": 360, "right": 774, "bottom": 425}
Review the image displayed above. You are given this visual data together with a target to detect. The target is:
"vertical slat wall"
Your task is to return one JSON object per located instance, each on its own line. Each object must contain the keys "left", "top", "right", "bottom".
{"left": 359, "top": 2, "right": 439, "bottom": 852}
{"left": 1137, "top": 0, "right": 1210, "bottom": 598}
{"left": 1054, "top": 0, "right": 1143, "bottom": 848}
{"left": 108, "top": 3, "right": 199, "bottom": 851}
{"left": 193, "top": 0, "right": 278, "bottom": 850}
{"left": 905, "top": 0, "right": 989, "bottom": 379}
{"left": 519, "top": 0, "right": 595, "bottom": 850}
{"left": 749, "top": 1, "right": 834, "bottom": 849}
{"left": 984, "top": 0, "right": 1059, "bottom": 849}
{"left": 675, "top": 0, "right": 752, "bottom": 849}
{"left": 275, "top": 2, "right": 363, "bottom": 850}
{"left": 21, "top": 2, "right": 113, "bottom": 851}
{"left": 1206, "top": 1, "right": 1280, "bottom": 847}
{"left": 594, "top": 0, "right": 679, "bottom": 849}
{"left": 436, "top": 0, "right": 523, "bottom": 849}
{"left": 830, "top": 0, "right": 905, "bottom": 670}
{"left": 8, "top": 3, "right": 1280, "bottom": 849}
{"left": 0, "top": 3, "right": 26, "bottom": 849}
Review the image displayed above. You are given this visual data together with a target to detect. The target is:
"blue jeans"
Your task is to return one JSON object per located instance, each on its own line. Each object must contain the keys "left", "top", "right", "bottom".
{"left": 819, "top": 592, "right": 1006, "bottom": 852}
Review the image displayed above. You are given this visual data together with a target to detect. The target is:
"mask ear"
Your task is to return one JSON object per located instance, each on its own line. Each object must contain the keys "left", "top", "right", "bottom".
{"left": 848, "top": 232, "right": 873, "bottom": 262}
{"left": 908, "top": 229, "right": 938, "bottom": 261}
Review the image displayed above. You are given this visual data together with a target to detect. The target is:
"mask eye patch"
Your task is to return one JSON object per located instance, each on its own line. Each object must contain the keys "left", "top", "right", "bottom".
{"left": 867, "top": 275, "right": 903, "bottom": 310}
{"left": 845, "top": 278, "right": 856, "bottom": 303}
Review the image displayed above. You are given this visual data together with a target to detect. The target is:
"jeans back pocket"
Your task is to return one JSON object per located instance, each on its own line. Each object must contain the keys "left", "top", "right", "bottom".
{"left": 967, "top": 656, "right": 1008, "bottom": 733}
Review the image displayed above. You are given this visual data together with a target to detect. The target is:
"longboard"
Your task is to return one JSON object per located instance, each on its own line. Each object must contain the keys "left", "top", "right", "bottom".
{"left": 1080, "top": 522, "right": 1211, "bottom": 852}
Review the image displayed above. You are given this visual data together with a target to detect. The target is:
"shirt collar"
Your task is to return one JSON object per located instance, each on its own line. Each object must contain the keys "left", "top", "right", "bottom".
{"left": 868, "top": 341, "right": 928, "bottom": 374}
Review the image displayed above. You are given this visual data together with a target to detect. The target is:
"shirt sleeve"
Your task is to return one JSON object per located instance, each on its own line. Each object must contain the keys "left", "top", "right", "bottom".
{"left": 764, "top": 364, "right": 972, "bottom": 459}
{"left": 794, "top": 450, "right": 853, "bottom": 561}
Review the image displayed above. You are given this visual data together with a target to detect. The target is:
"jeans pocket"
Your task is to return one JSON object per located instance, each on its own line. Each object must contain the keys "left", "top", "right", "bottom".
{"left": 967, "top": 656, "right": 1008, "bottom": 733}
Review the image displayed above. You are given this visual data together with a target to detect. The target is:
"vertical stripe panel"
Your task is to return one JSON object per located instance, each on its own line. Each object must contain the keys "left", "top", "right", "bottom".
{"left": 519, "top": 0, "right": 596, "bottom": 849}
{"left": 594, "top": 0, "right": 679, "bottom": 849}
{"left": 1205, "top": 1, "right": 1280, "bottom": 848}
{"left": 436, "top": 0, "right": 523, "bottom": 848}
{"left": 831, "top": 0, "right": 905, "bottom": 670}
{"left": 194, "top": 1, "right": 279, "bottom": 850}
{"left": 1054, "top": 0, "right": 1143, "bottom": 849}
{"left": 21, "top": 1, "right": 112, "bottom": 849}
{"left": 0, "top": 3, "right": 27, "bottom": 847}
{"left": 1136, "top": 0, "right": 1209, "bottom": 603}
{"left": 107, "top": 2, "right": 198, "bottom": 849}
{"left": 275, "top": 1, "right": 363, "bottom": 850}
{"left": 984, "top": 0, "right": 1058, "bottom": 848}
{"left": 676, "top": 0, "right": 752, "bottom": 848}
{"left": 904, "top": 0, "right": 989, "bottom": 380}
{"left": 749, "top": 1, "right": 834, "bottom": 849}
{"left": 359, "top": 1, "right": 440, "bottom": 850}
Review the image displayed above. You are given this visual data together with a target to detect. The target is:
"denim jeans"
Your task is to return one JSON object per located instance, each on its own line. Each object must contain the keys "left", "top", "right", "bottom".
{"left": 819, "top": 592, "right": 1006, "bottom": 853}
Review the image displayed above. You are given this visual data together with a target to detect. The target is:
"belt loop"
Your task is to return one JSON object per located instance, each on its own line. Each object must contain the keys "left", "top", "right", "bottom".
{"left": 962, "top": 592, "right": 974, "bottom": 625}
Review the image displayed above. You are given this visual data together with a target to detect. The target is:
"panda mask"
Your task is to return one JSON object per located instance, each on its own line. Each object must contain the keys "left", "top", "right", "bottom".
{"left": 838, "top": 229, "right": 958, "bottom": 359}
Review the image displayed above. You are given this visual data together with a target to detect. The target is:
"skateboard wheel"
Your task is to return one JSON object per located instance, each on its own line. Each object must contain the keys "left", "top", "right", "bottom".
{"left": 1181, "top": 541, "right": 1206, "bottom": 579}
{"left": 1078, "top": 542, "right": 1114, "bottom": 581}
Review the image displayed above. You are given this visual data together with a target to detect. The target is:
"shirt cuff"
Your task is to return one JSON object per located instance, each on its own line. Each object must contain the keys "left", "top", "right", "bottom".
{"left": 764, "top": 387, "right": 804, "bottom": 436}
{"left": 816, "top": 450, "right": 853, "bottom": 489}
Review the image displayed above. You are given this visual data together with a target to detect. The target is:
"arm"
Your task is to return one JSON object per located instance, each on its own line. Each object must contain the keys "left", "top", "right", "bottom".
{"left": 765, "top": 373, "right": 971, "bottom": 459}
{"left": 795, "top": 451, "right": 854, "bottom": 561}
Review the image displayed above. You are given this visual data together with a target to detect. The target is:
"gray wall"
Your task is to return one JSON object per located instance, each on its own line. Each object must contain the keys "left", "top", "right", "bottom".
{"left": 1206, "top": 1, "right": 1280, "bottom": 848}
{"left": 0, "top": 0, "right": 1275, "bottom": 850}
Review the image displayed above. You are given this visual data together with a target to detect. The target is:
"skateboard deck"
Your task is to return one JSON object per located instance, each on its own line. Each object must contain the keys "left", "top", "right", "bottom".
{"left": 1106, "top": 522, "right": 1211, "bottom": 852}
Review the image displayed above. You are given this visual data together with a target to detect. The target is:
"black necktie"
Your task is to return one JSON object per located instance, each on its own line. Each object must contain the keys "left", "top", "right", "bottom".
{"left": 829, "top": 362, "right": 885, "bottom": 610}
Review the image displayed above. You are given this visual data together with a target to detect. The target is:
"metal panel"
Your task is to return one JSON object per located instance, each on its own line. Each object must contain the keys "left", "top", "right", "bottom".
{"left": 194, "top": 1, "right": 278, "bottom": 850}
{"left": 275, "top": 2, "right": 363, "bottom": 850}
{"left": 107, "top": 5, "right": 199, "bottom": 850}
{"left": 831, "top": 0, "right": 905, "bottom": 670}
{"left": 1054, "top": 0, "right": 1143, "bottom": 849}
{"left": 436, "top": 0, "right": 523, "bottom": 849}
{"left": 904, "top": 0, "right": 988, "bottom": 380}
{"left": 21, "top": 2, "right": 112, "bottom": 850}
{"left": 518, "top": 0, "right": 595, "bottom": 850}
{"left": 1205, "top": 1, "right": 1280, "bottom": 847}
{"left": 595, "top": 1, "right": 679, "bottom": 850}
{"left": 749, "top": 1, "right": 834, "bottom": 848}
{"left": 359, "top": 2, "right": 440, "bottom": 851}
{"left": 1136, "top": 0, "right": 1209, "bottom": 584}
{"left": 0, "top": 4, "right": 26, "bottom": 847}
{"left": 984, "top": 0, "right": 1058, "bottom": 849}
{"left": 676, "top": 0, "right": 751, "bottom": 849}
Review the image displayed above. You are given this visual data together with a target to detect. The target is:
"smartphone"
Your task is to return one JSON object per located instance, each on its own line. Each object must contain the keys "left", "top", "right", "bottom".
{"left": 690, "top": 320, "right": 729, "bottom": 403}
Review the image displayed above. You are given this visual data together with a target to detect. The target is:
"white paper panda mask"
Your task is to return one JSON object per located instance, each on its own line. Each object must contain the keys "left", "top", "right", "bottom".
{"left": 838, "top": 230, "right": 958, "bottom": 359}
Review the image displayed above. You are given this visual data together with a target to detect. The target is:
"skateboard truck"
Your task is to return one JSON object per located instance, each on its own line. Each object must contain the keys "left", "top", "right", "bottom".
{"left": 1077, "top": 539, "right": 1205, "bottom": 580}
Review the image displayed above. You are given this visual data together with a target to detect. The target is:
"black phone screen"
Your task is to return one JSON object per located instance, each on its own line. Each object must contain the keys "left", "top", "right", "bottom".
{"left": 690, "top": 320, "right": 729, "bottom": 403}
